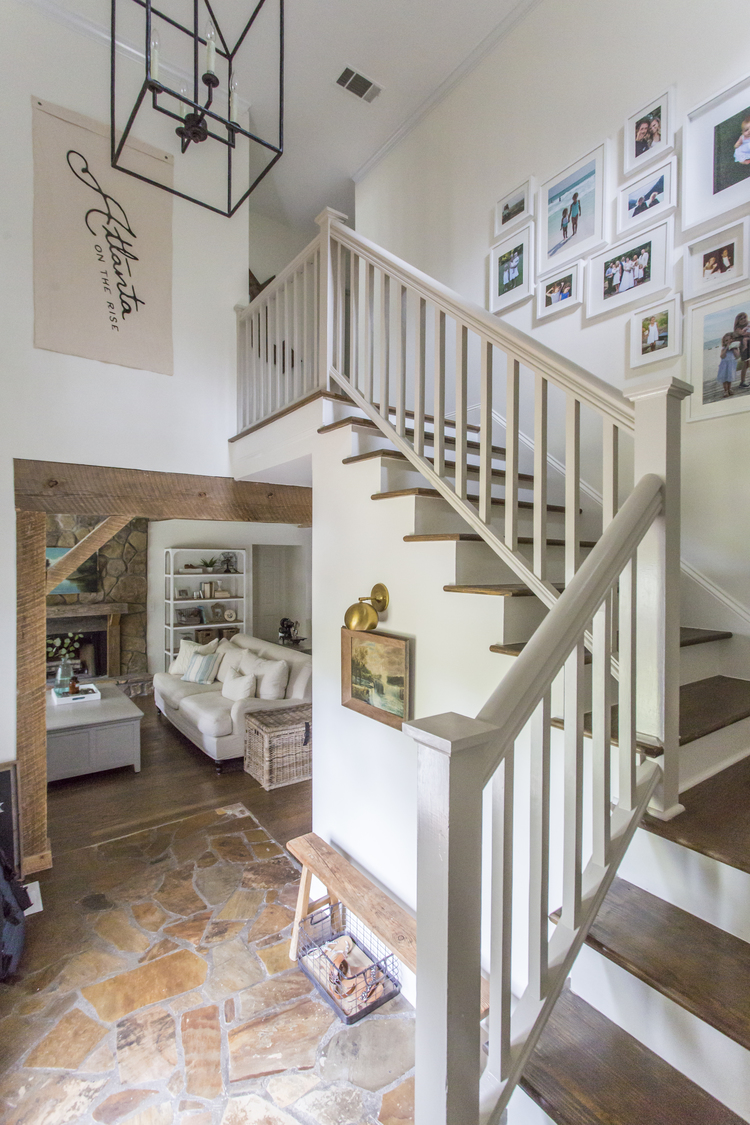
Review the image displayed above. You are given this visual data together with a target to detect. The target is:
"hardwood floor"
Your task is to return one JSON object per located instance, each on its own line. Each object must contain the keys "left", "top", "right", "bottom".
{"left": 45, "top": 694, "right": 312, "bottom": 855}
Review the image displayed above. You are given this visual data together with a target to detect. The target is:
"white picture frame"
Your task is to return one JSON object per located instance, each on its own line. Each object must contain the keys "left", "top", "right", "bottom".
{"left": 628, "top": 296, "right": 682, "bottom": 370}
{"left": 683, "top": 74, "right": 750, "bottom": 231}
{"left": 536, "top": 260, "right": 584, "bottom": 320}
{"left": 616, "top": 156, "right": 677, "bottom": 237}
{"left": 489, "top": 224, "right": 534, "bottom": 313}
{"left": 537, "top": 144, "right": 607, "bottom": 271}
{"left": 687, "top": 285, "right": 750, "bottom": 422}
{"left": 586, "top": 218, "right": 672, "bottom": 318}
{"left": 494, "top": 178, "right": 535, "bottom": 239}
{"left": 623, "top": 88, "right": 674, "bottom": 177}
{"left": 683, "top": 218, "right": 750, "bottom": 301}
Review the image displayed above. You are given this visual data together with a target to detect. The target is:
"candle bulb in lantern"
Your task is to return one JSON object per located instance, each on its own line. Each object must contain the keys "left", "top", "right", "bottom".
{"left": 149, "top": 26, "right": 160, "bottom": 83}
{"left": 205, "top": 21, "right": 216, "bottom": 75}
{"left": 179, "top": 84, "right": 188, "bottom": 119}
{"left": 229, "top": 75, "right": 238, "bottom": 122}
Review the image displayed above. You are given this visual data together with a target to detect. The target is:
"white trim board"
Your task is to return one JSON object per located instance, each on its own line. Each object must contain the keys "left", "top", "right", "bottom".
{"left": 680, "top": 559, "right": 750, "bottom": 629}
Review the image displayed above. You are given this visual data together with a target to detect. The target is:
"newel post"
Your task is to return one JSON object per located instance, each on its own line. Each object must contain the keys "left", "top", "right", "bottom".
{"left": 314, "top": 207, "right": 348, "bottom": 393}
{"left": 404, "top": 712, "right": 500, "bottom": 1125}
{"left": 623, "top": 375, "right": 692, "bottom": 819}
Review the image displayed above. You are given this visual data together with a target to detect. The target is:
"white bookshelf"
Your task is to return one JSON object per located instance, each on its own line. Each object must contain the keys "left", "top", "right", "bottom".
{"left": 164, "top": 548, "right": 247, "bottom": 670}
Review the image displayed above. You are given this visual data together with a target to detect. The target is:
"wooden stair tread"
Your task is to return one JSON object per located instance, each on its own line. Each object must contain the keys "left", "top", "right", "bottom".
{"left": 318, "top": 416, "right": 506, "bottom": 456}
{"left": 371, "top": 402, "right": 482, "bottom": 433}
{"left": 370, "top": 487, "right": 566, "bottom": 513}
{"left": 491, "top": 641, "right": 593, "bottom": 664}
{"left": 521, "top": 989, "right": 745, "bottom": 1125}
{"left": 343, "top": 448, "right": 533, "bottom": 483}
{"left": 444, "top": 583, "right": 564, "bottom": 597}
{"left": 554, "top": 877, "right": 750, "bottom": 1052}
{"left": 642, "top": 753, "right": 750, "bottom": 875}
{"left": 491, "top": 626, "right": 731, "bottom": 661}
{"left": 405, "top": 533, "right": 597, "bottom": 548}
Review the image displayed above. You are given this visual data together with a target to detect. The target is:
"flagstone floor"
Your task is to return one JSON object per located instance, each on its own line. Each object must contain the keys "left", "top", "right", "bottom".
{"left": 0, "top": 803, "right": 415, "bottom": 1125}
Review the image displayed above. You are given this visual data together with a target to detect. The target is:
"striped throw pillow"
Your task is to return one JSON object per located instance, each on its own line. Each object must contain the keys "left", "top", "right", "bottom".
{"left": 181, "top": 650, "right": 223, "bottom": 685}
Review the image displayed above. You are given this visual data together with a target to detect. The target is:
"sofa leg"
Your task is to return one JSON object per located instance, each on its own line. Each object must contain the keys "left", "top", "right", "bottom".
{"left": 215, "top": 761, "right": 223, "bottom": 776}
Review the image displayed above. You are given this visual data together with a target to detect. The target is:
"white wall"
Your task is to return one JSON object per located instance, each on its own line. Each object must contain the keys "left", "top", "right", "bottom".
{"left": 354, "top": 0, "right": 750, "bottom": 628}
{"left": 147, "top": 519, "right": 311, "bottom": 671}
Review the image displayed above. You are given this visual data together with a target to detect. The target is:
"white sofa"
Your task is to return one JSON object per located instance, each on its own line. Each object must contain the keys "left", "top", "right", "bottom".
{"left": 153, "top": 634, "right": 312, "bottom": 771}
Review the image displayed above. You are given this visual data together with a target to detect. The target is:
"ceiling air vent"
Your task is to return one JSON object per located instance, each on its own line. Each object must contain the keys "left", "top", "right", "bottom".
{"left": 336, "top": 67, "right": 382, "bottom": 103}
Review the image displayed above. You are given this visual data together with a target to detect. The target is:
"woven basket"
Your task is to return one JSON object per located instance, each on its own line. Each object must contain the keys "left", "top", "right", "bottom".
{"left": 244, "top": 704, "right": 312, "bottom": 790}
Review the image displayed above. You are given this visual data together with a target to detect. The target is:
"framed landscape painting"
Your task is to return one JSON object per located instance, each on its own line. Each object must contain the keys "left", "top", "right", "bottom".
{"left": 494, "top": 178, "right": 535, "bottom": 238}
{"left": 683, "top": 218, "right": 749, "bottom": 300}
{"left": 629, "top": 296, "right": 682, "bottom": 370}
{"left": 586, "top": 219, "right": 672, "bottom": 317}
{"left": 616, "top": 156, "right": 677, "bottom": 236}
{"left": 536, "top": 260, "right": 584, "bottom": 320}
{"left": 538, "top": 145, "right": 606, "bottom": 270}
{"left": 489, "top": 223, "right": 534, "bottom": 313}
{"left": 341, "top": 627, "right": 411, "bottom": 730}
{"left": 683, "top": 74, "right": 750, "bottom": 229}
{"left": 623, "top": 89, "right": 674, "bottom": 176}
{"left": 45, "top": 547, "right": 98, "bottom": 595}
{"left": 687, "top": 285, "right": 750, "bottom": 421}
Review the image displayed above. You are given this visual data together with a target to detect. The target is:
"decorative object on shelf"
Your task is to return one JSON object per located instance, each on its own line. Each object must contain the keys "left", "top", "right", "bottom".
{"left": 201, "top": 581, "right": 214, "bottom": 599}
{"left": 586, "top": 218, "right": 672, "bottom": 318}
{"left": 195, "top": 628, "right": 219, "bottom": 645}
{"left": 200, "top": 558, "right": 219, "bottom": 572}
{"left": 220, "top": 552, "right": 239, "bottom": 573}
{"left": 687, "top": 284, "right": 750, "bottom": 422}
{"left": 343, "top": 584, "right": 389, "bottom": 632}
{"left": 224, "top": 609, "right": 238, "bottom": 623}
{"left": 538, "top": 144, "right": 607, "bottom": 270}
{"left": 493, "top": 178, "right": 535, "bottom": 239}
{"left": 623, "top": 88, "right": 674, "bottom": 176}
{"left": 536, "top": 260, "right": 584, "bottom": 321}
{"left": 176, "top": 607, "right": 203, "bottom": 626}
{"left": 177, "top": 588, "right": 189, "bottom": 599}
{"left": 278, "top": 617, "right": 305, "bottom": 645}
{"left": 211, "top": 602, "right": 226, "bottom": 622}
{"left": 341, "top": 627, "right": 410, "bottom": 730}
{"left": 110, "top": 0, "right": 283, "bottom": 217}
{"left": 213, "top": 586, "right": 231, "bottom": 598}
{"left": 628, "top": 296, "right": 683, "bottom": 370}
{"left": 683, "top": 219, "right": 750, "bottom": 301}
{"left": 616, "top": 156, "right": 677, "bottom": 237}
{"left": 683, "top": 74, "right": 750, "bottom": 230}
{"left": 489, "top": 224, "right": 535, "bottom": 313}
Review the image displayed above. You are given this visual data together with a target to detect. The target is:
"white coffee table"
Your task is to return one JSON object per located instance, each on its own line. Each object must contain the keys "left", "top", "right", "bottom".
{"left": 46, "top": 683, "right": 142, "bottom": 781}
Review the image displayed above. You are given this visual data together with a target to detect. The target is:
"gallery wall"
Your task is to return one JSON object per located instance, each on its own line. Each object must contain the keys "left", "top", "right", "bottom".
{"left": 354, "top": 0, "right": 750, "bottom": 630}
{"left": 0, "top": 0, "right": 308, "bottom": 762}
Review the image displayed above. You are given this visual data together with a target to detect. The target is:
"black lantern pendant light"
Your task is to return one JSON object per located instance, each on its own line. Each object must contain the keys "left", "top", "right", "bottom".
{"left": 110, "top": 0, "right": 284, "bottom": 217}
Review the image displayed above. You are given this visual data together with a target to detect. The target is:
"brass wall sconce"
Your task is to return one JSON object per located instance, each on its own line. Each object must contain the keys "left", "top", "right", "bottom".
{"left": 343, "top": 583, "right": 390, "bottom": 631}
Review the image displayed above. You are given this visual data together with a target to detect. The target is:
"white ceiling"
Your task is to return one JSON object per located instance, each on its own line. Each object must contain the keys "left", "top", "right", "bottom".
{"left": 32, "top": 0, "right": 537, "bottom": 231}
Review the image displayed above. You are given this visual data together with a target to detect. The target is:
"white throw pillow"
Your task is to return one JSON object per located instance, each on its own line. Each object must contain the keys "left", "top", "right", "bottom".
{"left": 169, "top": 637, "right": 219, "bottom": 675}
{"left": 240, "top": 652, "right": 290, "bottom": 700}
{"left": 181, "top": 650, "right": 223, "bottom": 684}
{"left": 221, "top": 667, "right": 256, "bottom": 701}
{"left": 216, "top": 639, "right": 245, "bottom": 684}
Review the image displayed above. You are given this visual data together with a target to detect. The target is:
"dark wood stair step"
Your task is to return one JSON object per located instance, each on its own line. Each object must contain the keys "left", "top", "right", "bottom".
{"left": 550, "top": 877, "right": 750, "bottom": 1052}
{"left": 521, "top": 988, "right": 745, "bottom": 1125}
{"left": 343, "top": 448, "right": 533, "bottom": 484}
{"left": 371, "top": 402, "right": 482, "bottom": 434}
{"left": 491, "top": 626, "right": 732, "bottom": 659}
{"left": 318, "top": 415, "right": 505, "bottom": 456}
{"left": 405, "top": 532, "right": 597, "bottom": 548}
{"left": 443, "top": 582, "right": 564, "bottom": 598}
{"left": 370, "top": 487, "right": 565, "bottom": 514}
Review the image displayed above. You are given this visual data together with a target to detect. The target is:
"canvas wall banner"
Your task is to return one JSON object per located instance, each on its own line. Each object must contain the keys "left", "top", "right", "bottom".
{"left": 32, "top": 98, "right": 174, "bottom": 375}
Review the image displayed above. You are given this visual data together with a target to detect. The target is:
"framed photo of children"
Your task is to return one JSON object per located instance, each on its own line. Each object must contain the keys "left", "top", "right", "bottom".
{"left": 687, "top": 286, "right": 750, "bottom": 421}
{"left": 586, "top": 219, "right": 672, "bottom": 318}
{"left": 536, "top": 260, "right": 584, "bottom": 321}
{"left": 616, "top": 156, "right": 677, "bottom": 237}
{"left": 683, "top": 74, "right": 750, "bottom": 230}
{"left": 493, "top": 178, "right": 535, "bottom": 239}
{"left": 537, "top": 145, "right": 606, "bottom": 271}
{"left": 623, "top": 89, "right": 674, "bottom": 176}
{"left": 683, "top": 218, "right": 750, "bottom": 301}
{"left": 489, "top": 224, "right": 534, "bottom": 313}
{"left": 628, "top": 296, "right": 682, "bottom": 371}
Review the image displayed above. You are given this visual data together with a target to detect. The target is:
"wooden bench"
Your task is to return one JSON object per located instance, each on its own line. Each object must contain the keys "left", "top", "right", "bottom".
{"left": 286, "top": 831, "right": 489, "bottom": 1017}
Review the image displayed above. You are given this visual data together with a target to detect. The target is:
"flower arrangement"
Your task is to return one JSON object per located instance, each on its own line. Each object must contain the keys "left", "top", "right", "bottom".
{"left": 46, "top": 633, "right": 83, "bottom": 661}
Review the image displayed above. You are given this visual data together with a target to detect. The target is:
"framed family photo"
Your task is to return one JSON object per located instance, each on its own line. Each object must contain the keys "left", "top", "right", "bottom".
{"left": 536, "top": 260, "right": 584, "bottom": 320}
{"left": 687, "top": 285, "right": 750, "bottom": 421}
{"left": 489, "top": 223, "right": 534, "bottom": 313}
{"left": 494, "top": 178, "right": 535, "bottom": 238}
{"left": 616, "top": 156, "right": 677, "bottom": 236}
{"left": 623, "top": 89, "right": 674, "bottom": 176}
{"left": 683, "top": 218, "right": 750, "bottom": 300}
{"left": 683, "top": 74, "right": 750, "bottom": 229}
{"left": 341, "top": 627, "right": 411, "bottom": 730}
{"left": 586, "top": 219, "right": 672, "bottom": 317}
{"left": 537, "top": 145, "right": 606, "bottom": 271}
{"left": 629, "top": 296, "right": 682, "bottom": 370}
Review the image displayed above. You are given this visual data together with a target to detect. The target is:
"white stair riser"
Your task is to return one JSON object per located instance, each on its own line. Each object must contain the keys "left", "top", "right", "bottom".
{"left": 677, "top": 715, "right": 750, "bottom": 793}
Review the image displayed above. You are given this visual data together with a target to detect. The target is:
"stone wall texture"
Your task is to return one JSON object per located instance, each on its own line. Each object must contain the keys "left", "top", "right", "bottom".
{"left": 46, "top": 515, "right": 149, "bottom": 674}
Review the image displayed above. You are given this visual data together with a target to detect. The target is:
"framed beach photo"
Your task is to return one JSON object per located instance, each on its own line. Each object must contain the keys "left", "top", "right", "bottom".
{"left": 683, "top": 74, "right": 750, "bottom": 230}
{"left": 493, "top": 178, "right": 535, "bottom": 238}
{"left": 536, "top": 261, "right": 584, "bottom": 321}
{"left": 687, "top": 286, "right": 750, "bottom": 421}
{"left": 683, "top": 218, "right": 750, "bottom": 301}
{"left": 341, "top": 627, "right": 411, "bottom": 730}
{"left": 538, "top": 145, "right": 606, "bottom": 270}
{"left": 629, "top": 296, "right": 682, "bottom": 370}
{"left": 489, "top": 224, "right": 534, "bottom": 313}
{"left": 616, "top": 156, "right": 677, "bottom": 236}
{"left": 586, "top": 219, "right": 672, "bottom": 318}
{"left": 623, "top": 89, "right": 674, "bottom": 176}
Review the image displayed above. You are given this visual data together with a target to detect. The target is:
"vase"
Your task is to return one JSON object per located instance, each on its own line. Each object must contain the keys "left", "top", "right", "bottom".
{"left": 55, "top": 657, "right": 73, "bottom": 693}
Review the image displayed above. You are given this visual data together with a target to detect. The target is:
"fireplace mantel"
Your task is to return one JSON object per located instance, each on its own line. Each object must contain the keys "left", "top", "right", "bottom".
{"left": 46, "top": 603, "right": 128, "bottom": 619}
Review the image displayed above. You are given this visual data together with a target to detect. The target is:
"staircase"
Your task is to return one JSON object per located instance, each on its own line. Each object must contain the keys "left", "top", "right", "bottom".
{"left": 233, "top": 210, "right": 750, "bottom": 1124}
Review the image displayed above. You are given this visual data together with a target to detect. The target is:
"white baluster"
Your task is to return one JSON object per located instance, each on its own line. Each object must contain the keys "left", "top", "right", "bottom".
{"left": 315, "top": 208, "right": 347, "bottom": 393}
{"left": 479, "top": 339, "right": 494, "bottom": 525}
{"left": 562, "top": 639, "right": 584, "bottom": 929}
{"left": 303, "top": 257, "right": 311, "bottom": 393}
{"left": 455, "top": 324, "right": 468, "bottom": 501}
{"left": 380, "top": 273, "right": 391, "bottom": 423}
{"left": 415, "top": 297, "right": 426, "bottom": 457}
{"left": 350, "top": 253, "right": 360, "bottom": 391}
{"left": 488, "top": 742, "right": 514, "bottom": 1083}
{"left": 434, "top": 309, "right": 446, "bottom": 478}
{"left": 592, "top": 593, "right": 612, "bottom": 866}
{"left": 275, "top": 287, "right": 283, "bottom": 410}
{"left": 505, "top": 357, "right": 519, "bottom": 548}
{"left": 527, "top": 692, "right": 550, "bottom": 1002}
{"left": 565, "top": 397, "right": 580, "bottom": 583}
{"left": 533, "top": 373, "right": 548, "bottom": 579}
{"left": 618, "top": 558, "right": 637, "bottom": 811}
{"left": 292, "top": 266, "right": 300, "bottom": 400}
{"left": 365, "top": 261, "right": 375, "bottom": 403}
{"left": 396, "top": 285, "right": 407, "bottom": 437}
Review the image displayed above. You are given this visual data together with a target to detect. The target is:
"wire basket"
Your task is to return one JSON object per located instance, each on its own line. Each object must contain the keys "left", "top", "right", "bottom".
{"left": 297, "top": 902, "right": 401, "bottom": 1024}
